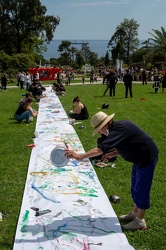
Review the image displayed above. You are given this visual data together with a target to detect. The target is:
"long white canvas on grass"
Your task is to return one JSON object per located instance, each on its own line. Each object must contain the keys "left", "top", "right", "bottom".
{"left": 13, "top": 87, "right": 134, "bottom": 250}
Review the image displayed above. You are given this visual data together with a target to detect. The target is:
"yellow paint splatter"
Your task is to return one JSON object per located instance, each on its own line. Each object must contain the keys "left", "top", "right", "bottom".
{"left": 30, "top": 172, "right": 48, "bottom": 176}
{"left": 69, "top": 172, "right": 79, "bottom": 184}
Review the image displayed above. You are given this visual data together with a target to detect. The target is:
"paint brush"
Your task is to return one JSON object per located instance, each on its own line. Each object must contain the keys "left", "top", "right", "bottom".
{"left": 88, "top": 242, "right": 102, "bottom": 246}
{"left": 35, "top": 209, "right": 51, "bottom": 216}
{"left": 30, "top": 207, "right": 39, "bottom": 211}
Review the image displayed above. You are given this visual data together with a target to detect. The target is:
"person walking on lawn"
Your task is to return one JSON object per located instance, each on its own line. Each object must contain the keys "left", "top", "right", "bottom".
{"left": 103, "top": 69, "right": 118, "bottom": 97}
{"left": 65, "top": 111, "right": 159, "bottom": 231}
{"left": 1, "top": 73, "right": 8, "bottom": 91}
{"left": 123, "top": 69, "right": 133, "bottom": 98}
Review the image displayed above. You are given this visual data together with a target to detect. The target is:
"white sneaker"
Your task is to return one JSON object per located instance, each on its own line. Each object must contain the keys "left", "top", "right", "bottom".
{"left": 119, "top": 212, "right": 136, "bottom": 221}
{"left": 122, "top": 218, "right": 147, "bottom": 231}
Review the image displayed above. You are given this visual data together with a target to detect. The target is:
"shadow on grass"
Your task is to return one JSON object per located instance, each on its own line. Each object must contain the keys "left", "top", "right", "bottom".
{"left": 149, "top": 91, "right": 161, "bottom": 94}
{"left": 93, "top": 95, "right": 124, "bottom": 99}
{"left": 8, "top": 117, "right": 26, "bottom": 124}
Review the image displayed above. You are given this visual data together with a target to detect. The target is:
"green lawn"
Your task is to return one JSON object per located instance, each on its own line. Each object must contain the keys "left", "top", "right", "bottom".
{"left": 0, "top": 82, "right": 166, "bottom": 250}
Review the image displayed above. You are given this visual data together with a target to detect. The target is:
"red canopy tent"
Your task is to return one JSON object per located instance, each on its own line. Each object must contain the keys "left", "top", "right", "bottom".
{"left": 28, "top": 67, "right": 62, "bottom": 81}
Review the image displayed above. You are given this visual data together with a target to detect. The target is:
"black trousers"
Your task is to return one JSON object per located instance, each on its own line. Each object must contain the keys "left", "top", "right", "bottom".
{"left": 110, "top": 83, "right": 116, "bottom": 96}
{"left": 20, "top": 81, "right": 25, "bottom": 90}
{"left": 125, "top": 83, "right": 132, "bottom": 98}
{"left": 103, "top": 83, "right": 110, "bottom": 95}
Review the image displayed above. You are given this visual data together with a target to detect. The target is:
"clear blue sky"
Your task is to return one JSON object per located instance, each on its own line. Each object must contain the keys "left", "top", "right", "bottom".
{"left": 41, "top": 0, "right": 166, "bottom": 40}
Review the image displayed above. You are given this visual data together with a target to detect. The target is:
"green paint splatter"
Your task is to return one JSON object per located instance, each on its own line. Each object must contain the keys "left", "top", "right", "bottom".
{"left": 82, "top": 193, "right": 98, "bottom": 197}
{"left": 21, "top": 210, "right": 29, "bottom": 235}
{"left": 77, "top": 186, "right": 98, "bottom": 197}
{"left": 49, "top": 167, "right": 70, "bottom": 173}
{"left": 77, "top": 186, "right": 88, "bottom": 191}
{"left": 40, "top": 184, "right": 49, "bottom": 188}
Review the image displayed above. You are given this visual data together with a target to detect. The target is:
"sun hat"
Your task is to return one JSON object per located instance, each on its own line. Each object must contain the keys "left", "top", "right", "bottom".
{"left": 90, "top": 111, "right": 115, "bottom": 135}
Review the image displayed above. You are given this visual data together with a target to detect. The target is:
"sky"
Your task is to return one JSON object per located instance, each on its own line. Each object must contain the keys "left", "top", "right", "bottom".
{"left": 40, "top": 0, "right": 166, "bottom": 41}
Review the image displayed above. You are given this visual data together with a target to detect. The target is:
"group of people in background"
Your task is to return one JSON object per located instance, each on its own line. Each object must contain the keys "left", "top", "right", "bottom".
{"left": 89, "top": 70, "right": 98, "bottom": 84}
{"left": 102, "top": 68, "right": 133, "bottom": 98}
{"left": 1, "top": 69, "right": 165, "bottom": 101}
{"left": 16, "top": 71, "right": 33, "bottom": 91}
{"left": 102, "top": 68, "right": 166, "bottom": 98}
{"left": 16, "top": 71, "right": 46, "bottom": 101}
{"left": 56, "top": 71, "right": 75, "bottom": 86}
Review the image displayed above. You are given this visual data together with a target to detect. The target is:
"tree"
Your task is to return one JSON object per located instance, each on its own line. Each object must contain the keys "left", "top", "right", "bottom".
{"left": 57, "top": 41, "right": 98, "bottom": 68}
{"left": 148, "top": 27, "right": 166, "bottom": 51}
{"left": 80, "top": 44, "right": 98, "bottom": 65}
{"left": 111, "top": 40, "right": 125, "bottom": 66}
{"left": 81, "top": 44, "right": 91, "bottom": 62}
{"left": 9, "top": 53, "right": 36, "bottom": 71}
{"left": 69, "top": 46, "right": 78, "bottom": 67}
{"left": 145, "top": 27, "right": 166, "bottom": 63}
{"left": 57, "top": 40, "right": 72, "bottom": 65}
{"left": 104, "top": 51, "right": 110, "bottom": 67}
{"left": 58, "top": 41, "right": 71, "bottom": 54}
{"left": 108, "top": 18, "right": 140, "bottom": 66}
{"left": 0, "top": 51, "right": 36, "bottom": 72}
{"left": 0, "top": 50, "right": 10, "bottom": 71}
{"left": 50, "top": 58, "right": 59, "bottom": 67}
{"left": 88, "top": 51, "right": 98, "bottom": 66}
{"left": 0, "top": 0, "right": 60, "bottom": 54}
{"left": 75, "top": 51, "right": 85, "bottom": 69}
{"left": 139, "top": 27, "right": 166, "bottom": 68}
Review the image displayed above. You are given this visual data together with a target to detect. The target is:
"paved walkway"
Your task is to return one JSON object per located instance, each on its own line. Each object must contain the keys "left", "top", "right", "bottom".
{"left": 6, "top": 79, "right": 150, "bottom": 89}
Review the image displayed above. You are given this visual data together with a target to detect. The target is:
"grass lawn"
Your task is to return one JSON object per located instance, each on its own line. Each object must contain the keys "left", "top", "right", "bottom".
{"left": 0, "top": 81, "right": 166, "bottom": 250}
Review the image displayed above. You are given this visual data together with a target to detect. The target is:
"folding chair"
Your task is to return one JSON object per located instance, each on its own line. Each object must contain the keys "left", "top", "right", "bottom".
{"left": 153, "top": 81, "right": 160, "bottom": 93}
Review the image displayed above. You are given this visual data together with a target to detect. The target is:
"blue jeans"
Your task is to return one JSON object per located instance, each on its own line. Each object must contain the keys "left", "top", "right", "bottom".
{"left": 14, "top": 110, "right": 31, "bottom": 123}
{"left": 131, "top": 158, "right": 157, "bottom": 209}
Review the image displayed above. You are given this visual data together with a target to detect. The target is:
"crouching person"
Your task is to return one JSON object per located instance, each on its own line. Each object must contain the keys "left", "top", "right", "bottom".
{"left": 65, "top": 111, "right": 159, "bottom": 231}
{"left": 14, "top": 97, "right": 38, "bottom": 124}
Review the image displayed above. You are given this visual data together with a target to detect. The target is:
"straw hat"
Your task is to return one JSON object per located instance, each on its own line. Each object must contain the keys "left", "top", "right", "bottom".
{"left": 90, "top": 111, "right": 115, "bottom": 135}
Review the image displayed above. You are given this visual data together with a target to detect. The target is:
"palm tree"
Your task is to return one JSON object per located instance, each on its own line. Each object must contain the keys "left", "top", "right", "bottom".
{"left": 147, "top": 27, "right": 166, "bottom": 61}
{"left": 69, "top": 46, "right": 78, "bottom": 66}
{"left": 141, "top": 27, "right": 166, "bottom": 67}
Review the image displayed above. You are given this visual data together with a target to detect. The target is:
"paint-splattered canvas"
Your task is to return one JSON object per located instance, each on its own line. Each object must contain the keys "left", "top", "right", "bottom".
{"left": 13, "top": 87, "right": 134, "bottom": 250}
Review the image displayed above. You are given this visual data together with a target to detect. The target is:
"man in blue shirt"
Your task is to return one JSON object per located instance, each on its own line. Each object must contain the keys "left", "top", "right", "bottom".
{"left": 65, "top": 111, "right": 159, "bottom": 231}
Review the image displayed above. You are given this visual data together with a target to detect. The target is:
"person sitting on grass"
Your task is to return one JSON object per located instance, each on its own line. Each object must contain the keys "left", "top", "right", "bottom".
{"left": 68, "top": 96, "right": 89, "bottom": 120}
{"left": 29, "top": 78, "right": 46, "bottom": 101}
{"left": 14, "top": 97, "right": 38, "bottom": 124}
{"left": 52, "top": 82, "right": 66, "bottom": 96}
{"left": 18, "top": 92, "right": 33, "bottom": 107}
{"left": 65, "top": 111, "right": 159, "bottom": 231}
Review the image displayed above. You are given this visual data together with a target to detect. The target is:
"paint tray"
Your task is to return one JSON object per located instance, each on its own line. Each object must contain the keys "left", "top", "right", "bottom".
{"left": 50, "top": 147, "right": 69, "bottom": 167}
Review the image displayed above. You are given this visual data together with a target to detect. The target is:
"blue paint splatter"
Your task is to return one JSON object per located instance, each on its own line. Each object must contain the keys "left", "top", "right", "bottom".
{"left": 31, "top": 182, "right": 60, "bottom": 203}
